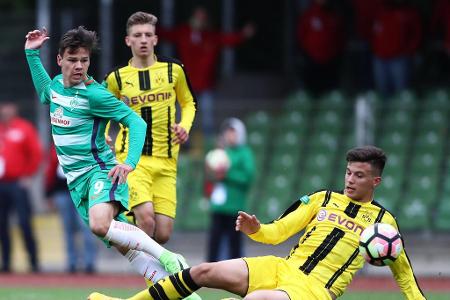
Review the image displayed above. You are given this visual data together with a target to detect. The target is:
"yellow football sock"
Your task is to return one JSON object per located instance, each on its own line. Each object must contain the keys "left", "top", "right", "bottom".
{"left": 144, "top": 278, "right": 154, "bottom": 288}
{"left": 127, "top": 289, "right": 152, "bottom": 300}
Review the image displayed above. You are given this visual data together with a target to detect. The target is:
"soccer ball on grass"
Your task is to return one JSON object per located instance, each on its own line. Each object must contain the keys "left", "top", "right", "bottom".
{"left": 359, "top": 223, "right": 403, "bottom": 266}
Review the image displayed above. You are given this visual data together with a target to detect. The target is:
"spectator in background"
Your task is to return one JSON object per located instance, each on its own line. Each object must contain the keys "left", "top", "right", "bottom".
{"left": 159, "top": 6, "right": 255, "bottom": 141}
{"left": 45, "top": 144, "right": 97, "bottom": 273}
{"left": 430, "top": 0, "right": 450, "bottom": 86}
{"left": 0, "top": 102, "right": 42, "bottom": 272}
{"left": 206, "top": 118, "right": 255, "bottom": 262}
{"left": 296, "top": 0, "right": 345, "bottom": 96}
{"left": 371, "top": 0, "right": 422, "bottom": 98}
{"left": 349, "top": 0, "right": 383, "bottom": 91}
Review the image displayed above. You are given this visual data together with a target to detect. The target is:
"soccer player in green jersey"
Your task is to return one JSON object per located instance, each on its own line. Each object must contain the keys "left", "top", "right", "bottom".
{"left": 24, "top": 26, "right": 185, "bottom": 277}
{"left": 90, "top": 145, "right": 426, "bottom": 300}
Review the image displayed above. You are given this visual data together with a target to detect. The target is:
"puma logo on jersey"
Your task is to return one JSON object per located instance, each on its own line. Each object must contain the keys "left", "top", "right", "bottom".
{"left": 125, "top": 81, "right": 134, "bottom": 87}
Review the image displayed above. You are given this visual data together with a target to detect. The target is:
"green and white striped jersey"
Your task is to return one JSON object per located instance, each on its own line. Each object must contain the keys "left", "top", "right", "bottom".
{"left": 26, "top": 49, "right": 146, "bottom": 189}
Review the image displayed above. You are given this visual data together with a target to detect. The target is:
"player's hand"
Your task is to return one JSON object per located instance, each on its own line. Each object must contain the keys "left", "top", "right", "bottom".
{"left": 171, "top": 123, "right": 189, "bottom": 144}
{"left": 106, "top": 135, "right": 114, "bottom": 151}
{"left": 236, "top": 211, "right": 261, "bottom": 235}
{"left": 108, "top": 163, "right": 133, "bottom": 184}
{"left": 25, "top": 28, "right": 50, "bottom": 50}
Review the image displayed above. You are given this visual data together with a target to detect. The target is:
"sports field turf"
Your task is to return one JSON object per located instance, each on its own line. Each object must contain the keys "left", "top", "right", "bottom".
{"left": 0, "top": 288, "right": 449, "bottom": 300}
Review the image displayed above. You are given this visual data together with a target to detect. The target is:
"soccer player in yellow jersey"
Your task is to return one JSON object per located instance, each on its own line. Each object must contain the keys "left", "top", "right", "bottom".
{"left": 89, "top": 145, "right": 426, "bottom": 300}
{"left": 104, "top": 11, "right": 196, "bottom": 244}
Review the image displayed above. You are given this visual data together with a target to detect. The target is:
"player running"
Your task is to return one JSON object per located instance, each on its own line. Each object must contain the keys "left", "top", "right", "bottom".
{"left": 24, "top": 26, "right": 184, "bottom": 278}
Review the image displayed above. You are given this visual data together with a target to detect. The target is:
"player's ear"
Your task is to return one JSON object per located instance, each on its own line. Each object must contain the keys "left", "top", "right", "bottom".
{"left": 373, "top": 176, "right": 382, "bottom": 188}
{"left": 57, "top": 54, "right": 62, "bottom": 66}
{"left": 153, "top": 35, "right": 158, "bottom": 46}
{"left": 125, "top": 36, "right": 131, "bottom": 47}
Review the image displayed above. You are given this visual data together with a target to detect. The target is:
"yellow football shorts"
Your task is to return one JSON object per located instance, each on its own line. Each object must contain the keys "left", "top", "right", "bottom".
{"left": 244, "top": 255, "right": 332, "bottom": 300}
{"left": 117, "top": 154, "right": 177, "bottom": 218}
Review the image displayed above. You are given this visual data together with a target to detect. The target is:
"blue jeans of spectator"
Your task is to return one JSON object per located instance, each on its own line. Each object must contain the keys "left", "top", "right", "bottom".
{"left": 53, "top": 190, "right": 97, "bottom": 272}
{"left": 207, "top": 212, "right": 243, "bottom": 262}
{"left": 373, "top": 55, "right": 411, "bottom": 98}
{"left": 0, "top": 181, "right": 38, "bottom": 272}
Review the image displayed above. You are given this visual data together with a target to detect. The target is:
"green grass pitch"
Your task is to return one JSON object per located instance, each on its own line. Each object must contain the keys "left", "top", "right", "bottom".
{"left": 0, "top": 287, "right": 448, "bottom": 300}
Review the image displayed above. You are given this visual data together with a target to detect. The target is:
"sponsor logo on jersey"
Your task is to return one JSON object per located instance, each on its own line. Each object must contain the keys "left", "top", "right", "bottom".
{"left": 317, "top": 209, "right": 327, "bottom": 221}
{"left": 50, "top": 106, "right": 71, "bottom": 127}
{"left": 317, "top": 209, "right": 364, "bottom": 235}
{"left": 121, "top": 92, "right": 172, "bottom": 106}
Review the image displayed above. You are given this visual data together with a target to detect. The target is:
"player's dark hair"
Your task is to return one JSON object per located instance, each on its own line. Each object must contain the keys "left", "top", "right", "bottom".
{"left": 126, "top": 11, "right": 158, "bottom": 34}
{"left": 346, "top": 145, "right": 387, "bottom": 176}
{"left": 58, "top": 26, "right": 99, "bottom": 56}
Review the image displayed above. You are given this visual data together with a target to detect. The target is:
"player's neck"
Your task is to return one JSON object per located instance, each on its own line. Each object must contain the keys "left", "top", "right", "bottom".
{"left": 130, "top": 55, "right": 155, "bottom": 69}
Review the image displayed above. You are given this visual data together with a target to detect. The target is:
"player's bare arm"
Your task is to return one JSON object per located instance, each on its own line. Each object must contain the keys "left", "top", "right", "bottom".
{"left": 25, "top": 28, "right": 50, "bottom": 50}
{"left": 171, "top": 123, "right": 189, "bottom": 144}
{"left": 108, "top": 163, "right": 133, "bottom": 184}
{"left": 236, "top": 211, "right": 261, "bottom": 234}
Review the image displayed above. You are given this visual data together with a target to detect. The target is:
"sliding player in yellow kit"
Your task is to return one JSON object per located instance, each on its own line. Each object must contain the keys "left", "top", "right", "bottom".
{"left": 89, "top": 146, "right": 426, "bottom": 300}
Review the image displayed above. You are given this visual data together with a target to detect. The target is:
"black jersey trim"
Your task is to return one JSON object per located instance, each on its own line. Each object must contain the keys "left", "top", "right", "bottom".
{"left": 141, "top": 106, "right": 153, "bottom": 155}
{"left": 300, "top": 228, "right": 345, "bottom": 274}
{"left": 157, "top": 55, "right": 197, "bottom": 110}
{"left": 168, "top": 62, "right": 173, "bottom": 83}
{"left": 321, "top": 190, "right": 332, "bottom": 207}
{"left": 344, "top": 202, "right": 361, "bottom": 218}
{"left": 114, "top": 69, "right": 122, "bottom": 91}
{"left": 167, "top": 106, "right": 172, "bottom": 158}
{"left": 138, "top": 70, "right": 151, "bottom": 90}
{"left": 119, "top": 128, "right": 127, "bottom": 153}
{"left": 325, "top": 248, "right": 360, "bottom": 289}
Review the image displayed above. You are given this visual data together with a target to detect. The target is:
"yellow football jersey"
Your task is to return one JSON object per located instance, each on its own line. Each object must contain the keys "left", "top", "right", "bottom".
{"left": 104, "top": 55, "right": 196, "bottom": 158}
{"left": 249, "top": 190, "right": 425, "bottom": 299}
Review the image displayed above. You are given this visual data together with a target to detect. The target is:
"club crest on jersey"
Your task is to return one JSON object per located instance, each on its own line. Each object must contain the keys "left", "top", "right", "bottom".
{"left": 51, "top": 106, "right": 71, "bottom": 127}
{"left": 155, "top": 72, "right": 165, "bottom": 85}
{"left": 69, "top": 93, "right": 79, "bottom": 111}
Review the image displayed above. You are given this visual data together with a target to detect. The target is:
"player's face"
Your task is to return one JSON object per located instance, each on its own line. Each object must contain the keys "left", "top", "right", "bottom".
{"left": 344, "top": 162, "right": 381, "bottom": 202}
{"left": 57, "top": 47, "right": 90, "bottom": 87}
{"left": 126, "top": 24, "right": 158, "bottom": 58}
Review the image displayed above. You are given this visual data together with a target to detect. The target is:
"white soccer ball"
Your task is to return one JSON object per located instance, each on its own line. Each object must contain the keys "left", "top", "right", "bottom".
{"left": 205, "top": 148, "right": 230, "bottom": 173}
{"left": 359, "top": 223, "right": 403, "bottom": 266}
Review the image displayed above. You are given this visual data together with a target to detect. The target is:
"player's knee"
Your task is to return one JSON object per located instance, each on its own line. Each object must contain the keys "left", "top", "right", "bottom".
{"left": 190, "top": 262, "right": 214, "bottom": 285}
{"left": 136, "top": 214, "right": 156, "bottom": 237}
{"left": 154, "top": 228, "right": 172, "bottom": 244}
{"left": 89, "top": 219, "right": 110, "bottom": 238}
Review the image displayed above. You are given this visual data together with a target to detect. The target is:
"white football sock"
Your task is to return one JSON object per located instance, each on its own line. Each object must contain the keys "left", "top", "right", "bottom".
{"left": 105, "top": 220, "right": 165, "bottom": 259}
{"left": 125, "top": 250, "right": 168, "bottom": 283}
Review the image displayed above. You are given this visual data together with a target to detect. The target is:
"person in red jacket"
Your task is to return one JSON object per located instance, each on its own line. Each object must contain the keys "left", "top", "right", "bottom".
{"left": 0, "top": 102, "right": 43, "bottom": 272}
{"left": 430, "top": 0, "right": 450, "bottom": 86}
{"left": 371, "top": 0, "right": 422, "bottom": 97}
{"left": 296, "top": 0, "right": 345, "bottom": 95}
{"left": 158, "top": 5, "right": 255, "bottom": 140}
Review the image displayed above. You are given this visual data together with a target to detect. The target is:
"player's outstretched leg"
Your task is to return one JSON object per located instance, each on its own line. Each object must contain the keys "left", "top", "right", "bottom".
{"left": 88, "top": 268, "right": 201, "bottom": 300}
{"left": 105, "top": 220, "right": 182, "bottom": 274}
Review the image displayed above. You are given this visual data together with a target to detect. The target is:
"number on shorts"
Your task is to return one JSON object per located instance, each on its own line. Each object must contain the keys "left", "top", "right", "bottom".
{"left": 93, "top": 180, "right": 104, "bottom": 194}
